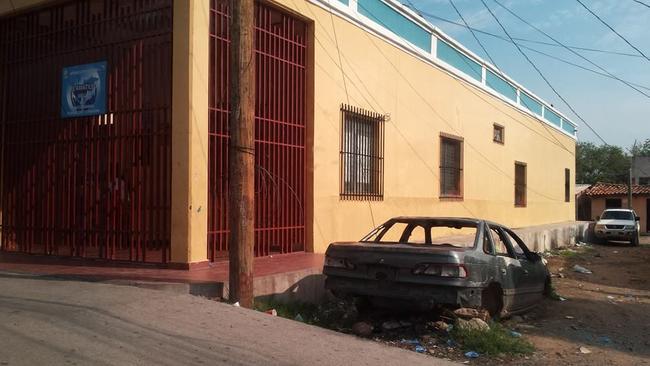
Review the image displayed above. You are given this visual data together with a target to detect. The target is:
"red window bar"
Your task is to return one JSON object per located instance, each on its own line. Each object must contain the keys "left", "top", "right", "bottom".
{"left": 208, "top": 0, "right": 307, "bottom": 260}
{"left": 0, "top": 0, "right": 173, "bottom": 263}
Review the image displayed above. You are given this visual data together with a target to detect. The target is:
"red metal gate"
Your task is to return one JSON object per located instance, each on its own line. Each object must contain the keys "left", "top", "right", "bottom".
{"left": 0, "top": 0, "right": 173, "bottom": 263}
{"left": 208, "top": 1, "right": 307, "bottom": 260}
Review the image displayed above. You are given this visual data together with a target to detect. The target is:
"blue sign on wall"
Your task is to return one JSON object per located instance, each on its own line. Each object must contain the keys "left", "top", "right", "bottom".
{"left": 61, "top": 61, "right": 107, "bottom": 118}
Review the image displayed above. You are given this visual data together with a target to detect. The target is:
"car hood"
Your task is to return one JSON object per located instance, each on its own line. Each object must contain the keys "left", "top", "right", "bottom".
{"left": 597, "top": 219, "right": 635, "bottom": 226}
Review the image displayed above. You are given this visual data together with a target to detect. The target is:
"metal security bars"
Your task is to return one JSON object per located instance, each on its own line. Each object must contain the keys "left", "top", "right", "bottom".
{"left": 208, "top": 0, "right": 307, "bottom": 260}
{"left": 440, "top": 135, "right": 463, "bottom": 198}
{"left": 0, "top": 0, "right": 173, "bottom": 262}
{"left": 340, "top": 105, "right": 385, "bottom": 201}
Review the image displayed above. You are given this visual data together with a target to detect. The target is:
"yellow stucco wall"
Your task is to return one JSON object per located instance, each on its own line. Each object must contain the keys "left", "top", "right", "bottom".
{"left": 273, "top": 0, "right": 576, "bottom": 253}
{"left": 170, "top": 0, "right": 210, "bottom": 264}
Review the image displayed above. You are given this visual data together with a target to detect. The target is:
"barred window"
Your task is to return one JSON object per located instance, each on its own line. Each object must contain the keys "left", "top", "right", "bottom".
{"left": 440, "top": 134, "right": 463, "bottom": 198}
{"left": 565, "top": 168, "right": 571, "bottom": 202}
{"left": 340, "top": 105, "right": 385, "bottom": 200}
{"left": 515, "top": 162, "right": 527, "bottom": 207}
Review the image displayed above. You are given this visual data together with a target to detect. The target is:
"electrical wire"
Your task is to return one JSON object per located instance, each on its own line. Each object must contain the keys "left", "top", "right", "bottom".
{"left": 576, "top": 0, "right": 650, "bottom": 62}
{"left": 406, "top": 5, "right": 643, "bottom": 58}
{"left": 523, "top": 45, "right": 650, "bottom": 91}
{"left": 295, "top": 0, "right": 579, "bottom": 204}
{"left": 414, "top": 8, "right": 650, "bottom": 92}
{"left": 632, "top": 0, "right": 650, "bottom": 9}
{"left": 478, "top": 0, "right": 608, "bottom": 145}
{"left": 444, "top": 0, "right": 575, "bottom": 154}
{"left": 491, "top": 0, "right": 650, "bottom": 100}
{"left": 354, "top": 1, "right": 577, "bottom": 202}
{"left": 447, "top": 0, "right": 499, "bottom": 69}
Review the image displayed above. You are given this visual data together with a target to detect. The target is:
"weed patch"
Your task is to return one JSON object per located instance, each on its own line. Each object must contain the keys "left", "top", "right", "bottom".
{"left": 450, "top": 322, "right": 534, "bottom": 356}
{"left": 254, "top": 298, "right": 358, "bottom": 329}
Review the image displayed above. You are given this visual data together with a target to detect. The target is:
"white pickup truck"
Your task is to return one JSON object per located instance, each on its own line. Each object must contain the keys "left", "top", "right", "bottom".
{"left": 594, "top": 208, "right": 641, "bottom": 246}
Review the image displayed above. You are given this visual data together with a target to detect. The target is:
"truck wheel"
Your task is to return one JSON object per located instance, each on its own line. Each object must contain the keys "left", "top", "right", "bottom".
{"left": 631, "top": 233, "right": 640, "bottom": 247}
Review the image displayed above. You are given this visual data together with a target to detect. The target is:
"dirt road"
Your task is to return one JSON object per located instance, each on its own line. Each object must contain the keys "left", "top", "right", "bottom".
{"left": 501, "top": 237, "right": 650, "bottom": 366}
{"left": 344, "top": 238, "right": 650, "bottom": 365}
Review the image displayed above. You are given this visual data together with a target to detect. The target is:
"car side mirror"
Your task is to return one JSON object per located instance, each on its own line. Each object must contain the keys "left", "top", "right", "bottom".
{"left": 595, "top": 216, "right": 600, "bottom": 221}
{"left": 635, "top": 216, "right": 640, "bottom": 221}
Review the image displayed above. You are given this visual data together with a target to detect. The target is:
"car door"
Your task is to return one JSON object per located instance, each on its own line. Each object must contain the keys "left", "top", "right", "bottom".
{"left": 501, "top": 228, "right": 546, "bottom": 308}
{"left": 486, "top": 225, "right": 529, "bottom": 312}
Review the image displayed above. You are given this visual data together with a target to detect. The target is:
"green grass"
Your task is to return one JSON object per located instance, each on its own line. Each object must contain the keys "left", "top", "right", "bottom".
{"left": 548, "top": 245, "right": 595, "bottom": 259}
{"left": 450, "top": 322, "right": 535, "bottom": 356}
{"left": 254, "top": 298, "right": 358, "bottom": 329}
{"left": 557, "top": 249, "right": 579, "bottom": 258}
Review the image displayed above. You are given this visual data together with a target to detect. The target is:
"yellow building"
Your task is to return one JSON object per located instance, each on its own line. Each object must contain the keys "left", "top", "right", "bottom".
{"left": 0, "top": 0, "right": 576, "bottom": 268}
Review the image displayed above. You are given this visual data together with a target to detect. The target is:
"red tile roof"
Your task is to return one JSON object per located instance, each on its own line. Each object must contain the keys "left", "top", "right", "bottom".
{"left": 583, "top": 182, "right": 650, "bottom": 197}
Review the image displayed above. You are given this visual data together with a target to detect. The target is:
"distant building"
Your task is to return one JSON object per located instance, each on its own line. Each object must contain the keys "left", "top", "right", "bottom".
{"left": 632, "top": 157, "right": 650, "bottom": 185}
{"left": 581, "top": 183, "right": 650, "bottom": 233}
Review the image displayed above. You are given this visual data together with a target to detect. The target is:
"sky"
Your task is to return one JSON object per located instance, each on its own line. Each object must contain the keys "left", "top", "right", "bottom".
{"left": 406, "top": 0, "right": 650, "bottom": 149}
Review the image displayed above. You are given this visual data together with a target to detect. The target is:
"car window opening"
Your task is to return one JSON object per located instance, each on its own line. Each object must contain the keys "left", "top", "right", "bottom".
{"left": 362, "top": 219, "right": 478, "bottom": 248}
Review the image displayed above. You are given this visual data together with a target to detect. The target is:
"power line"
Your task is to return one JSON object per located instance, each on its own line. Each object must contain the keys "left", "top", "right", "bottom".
{"left": 576, "top": 0, "right": 650, "bottom": 62}
{"left": 443, "top": 0, "right": 576, "bottom": 152}
{"left": 416, "top": 7, "right": 650, "bottom": 93}
{"left": 478, "top": 0, "right": 609, "bottom": 145}
{"left": 301, "top": 0, "right": 575, "bottom": 204}
{"left": 447, "top": 0, "right": 499, "bottom": 68}
{"left": 632, "top": 0, "right": 650, "bottom": 10}
{"left": 523, "top": 45, "right": 650, "bottom": 91}
{"left": 491, "top": 0, "right": 650, "bottom": 100}
{"left": 352, "top": 1, "right": 577, "bottom": 202}
{"left": 407, "top": 6, "right": 643, "bottom": 58}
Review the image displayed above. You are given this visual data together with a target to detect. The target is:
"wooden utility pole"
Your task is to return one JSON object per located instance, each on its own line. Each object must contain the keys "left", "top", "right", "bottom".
{"left": 0, "top": 59, "right": 6, "bottom": 250}
{"left": 629, "top": 140, "right": 636, "bottom": 209}
{"left": 228, "top": 0, "right": 256, "bottom": 308}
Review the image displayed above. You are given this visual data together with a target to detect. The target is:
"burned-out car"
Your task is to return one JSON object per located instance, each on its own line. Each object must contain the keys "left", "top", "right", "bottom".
{"left": 324, "top": 217, "right": 550, "bottom": 316}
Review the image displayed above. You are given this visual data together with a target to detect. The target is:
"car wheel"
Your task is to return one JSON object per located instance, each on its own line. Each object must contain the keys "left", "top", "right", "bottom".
{"left": 543, "top": 276, "right": 553, "bottom": 297}
{"left": 481, "top": 284, "right": 503, "bottom": 319}
{"left": 631, "top": 233, "right": 640, "bottom": 247}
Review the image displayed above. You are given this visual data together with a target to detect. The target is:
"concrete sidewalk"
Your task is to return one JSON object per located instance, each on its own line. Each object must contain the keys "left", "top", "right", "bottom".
{"left": 0, "top": 273, "right": 458, "bottom": 366}
{"left": 0, "top": 252, "right": 326, "bottom": 302}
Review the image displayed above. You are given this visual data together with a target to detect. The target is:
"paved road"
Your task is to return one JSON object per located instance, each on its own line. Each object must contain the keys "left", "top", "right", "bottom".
{"left": 0, "top": 273, "right": 457, "bottom": 366}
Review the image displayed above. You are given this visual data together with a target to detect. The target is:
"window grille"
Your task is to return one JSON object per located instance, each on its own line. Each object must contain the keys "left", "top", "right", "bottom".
{"left": 340, "top": 105, "right": 385, "bottom": 200}
{"left": 440, "top": 136, "right": 463, "bottom": 198}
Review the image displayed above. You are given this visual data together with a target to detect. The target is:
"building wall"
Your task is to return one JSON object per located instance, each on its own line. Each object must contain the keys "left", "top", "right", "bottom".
{"left": 590, "top": 196, "right": 649, "bottom": 233}
{"left": 632, "top": 157, "right": 650, "bottom": 185}
{"left": 3, "top": 0, "right": 577, "bottom": 260}
{"left": 273, "top": 0, "right": 576, "bottom": 253}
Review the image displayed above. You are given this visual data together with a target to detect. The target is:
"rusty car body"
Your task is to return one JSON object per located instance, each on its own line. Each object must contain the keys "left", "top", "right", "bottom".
{"left": 323, "top": 217, "right": 550, "bottom": 316}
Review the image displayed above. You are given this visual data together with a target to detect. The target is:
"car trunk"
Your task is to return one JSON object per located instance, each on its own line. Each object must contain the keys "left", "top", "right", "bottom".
{"left": 326, "top": 242, "right": 466, "bottom": 283}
